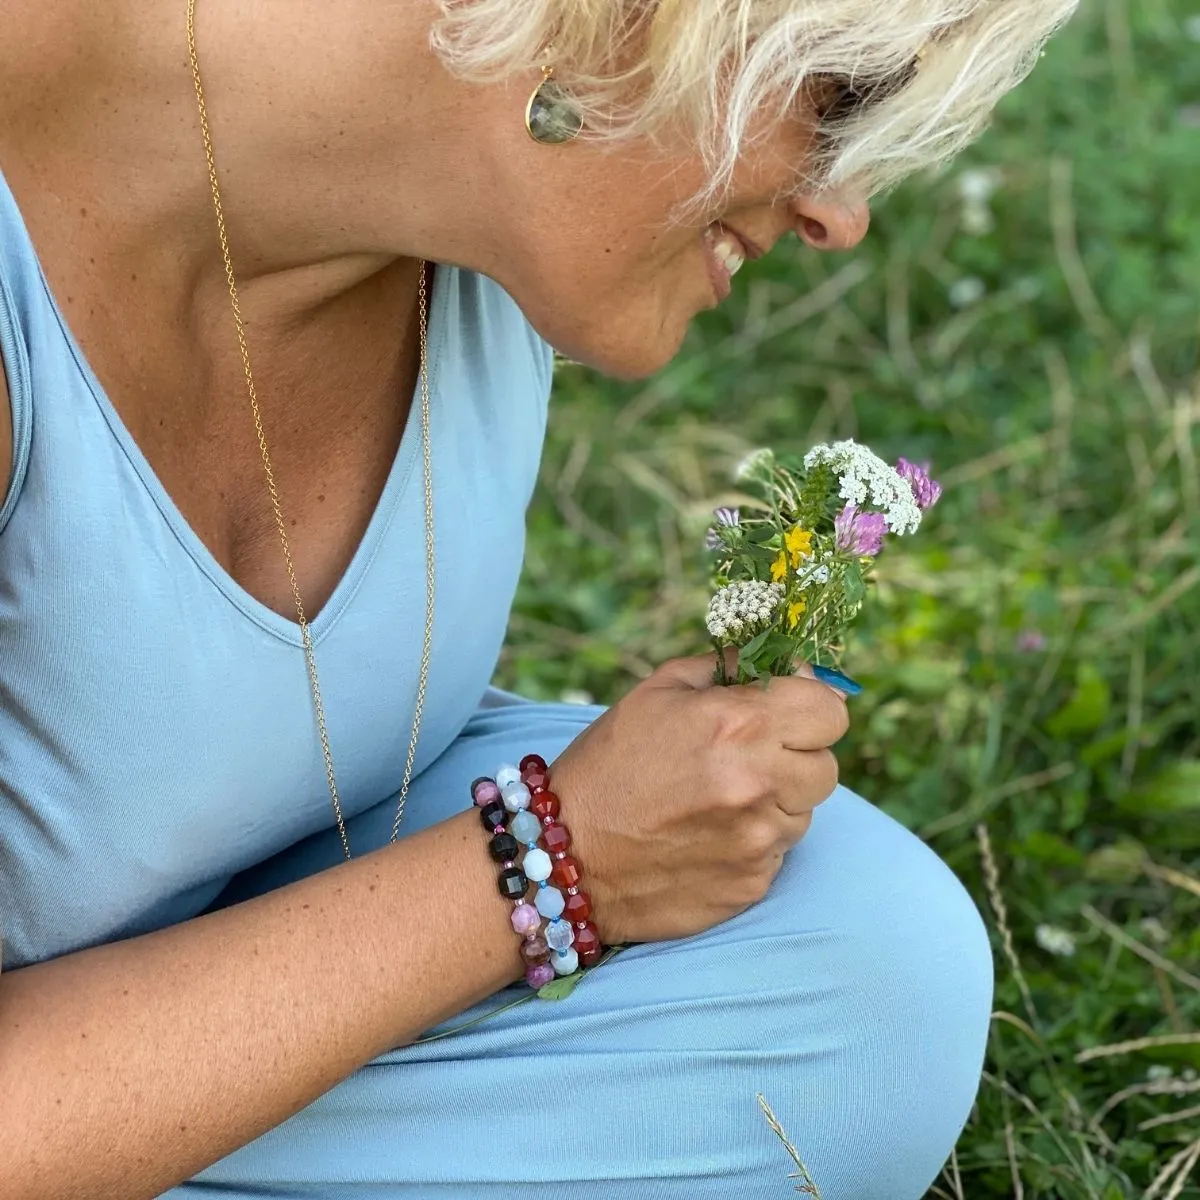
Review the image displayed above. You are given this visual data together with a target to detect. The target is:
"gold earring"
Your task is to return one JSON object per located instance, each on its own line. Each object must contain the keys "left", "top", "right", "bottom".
{"left": 525, "top": 64, "right": 583, "bottom": 145}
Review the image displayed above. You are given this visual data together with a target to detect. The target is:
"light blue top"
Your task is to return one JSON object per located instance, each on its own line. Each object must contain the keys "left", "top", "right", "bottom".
{"left": 0, "top": 164, "right": 553, "bottom": 970}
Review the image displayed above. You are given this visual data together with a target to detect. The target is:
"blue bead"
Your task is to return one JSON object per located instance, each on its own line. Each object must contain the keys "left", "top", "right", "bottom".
{"left": 535, "top": 885, "right": 565, "bottom": 919}
{"left": 510, "top": 810, "right": 542, "bottom": 845}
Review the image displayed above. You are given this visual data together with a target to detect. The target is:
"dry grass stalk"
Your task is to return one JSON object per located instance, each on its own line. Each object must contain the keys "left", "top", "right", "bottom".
{"left": 1075, "top": 1033, "right": 1200, "bottom": 1064}
{"left": 1143, "top": 1136, "right": 1200, "bottom": 1200}
{"left": 975, "top": 822, "right": 1040, "bottom": 1028}
{"left": 1137, "top": 1102, "right": 1200, "bottom": 1133}
{"left": 756, "top": 1095, "right": 823, "bottom": 1198}
{"left": 1004, "top": 1121, "right": 1025, "bottom": 1199}
{"left": 1090, "top": 1078, "right": 1200, "bottom": 1134}
{"left": 1144, "top": 861, "right": 1200, "bottom": 901}
{"left": 1081, "top": 905, "right": 1200, "bottom": 993}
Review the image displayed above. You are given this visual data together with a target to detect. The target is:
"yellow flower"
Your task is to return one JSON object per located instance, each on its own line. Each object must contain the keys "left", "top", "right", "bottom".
{"left": 787, "top": 598, "right": 807, "bottom": 630}
{"left": 770, "top": 550, "right": 788, "bottom": 582}
{"left": 785, "top": 525, "right": 814, "bottom": 568}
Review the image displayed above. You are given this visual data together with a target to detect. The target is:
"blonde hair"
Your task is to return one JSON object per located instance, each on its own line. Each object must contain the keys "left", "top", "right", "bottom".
{"left": 433, "top": 0, "right": 1077, "bottom": 204}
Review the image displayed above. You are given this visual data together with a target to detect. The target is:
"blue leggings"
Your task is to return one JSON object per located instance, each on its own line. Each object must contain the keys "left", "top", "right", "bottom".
{"left": 181, "top": 701, "right": 993, "bottom": 1199}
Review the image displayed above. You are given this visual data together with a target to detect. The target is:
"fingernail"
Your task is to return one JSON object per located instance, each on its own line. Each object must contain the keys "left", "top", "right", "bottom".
{"left": 812, "top": 665, "right": 863, "bottom": 696}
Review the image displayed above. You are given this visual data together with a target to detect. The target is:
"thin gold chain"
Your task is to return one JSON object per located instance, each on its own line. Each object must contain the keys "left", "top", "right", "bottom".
{"left": 186, "top": 0, "right": 436, "bottom": 860}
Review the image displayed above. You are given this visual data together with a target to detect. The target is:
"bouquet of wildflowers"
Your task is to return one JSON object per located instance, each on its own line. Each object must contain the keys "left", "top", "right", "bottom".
{"left": 704, "top": 441, "right": 942, "bottom": 685}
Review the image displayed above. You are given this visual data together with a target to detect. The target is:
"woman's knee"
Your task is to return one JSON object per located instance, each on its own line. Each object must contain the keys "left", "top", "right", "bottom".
{"left": 762, "top": 787, "right": 994, "bottom": 1196}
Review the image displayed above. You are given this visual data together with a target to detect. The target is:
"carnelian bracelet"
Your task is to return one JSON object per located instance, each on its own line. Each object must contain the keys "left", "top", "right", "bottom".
{"left": 473, "top": 754, "right": 604, "bottom": 989}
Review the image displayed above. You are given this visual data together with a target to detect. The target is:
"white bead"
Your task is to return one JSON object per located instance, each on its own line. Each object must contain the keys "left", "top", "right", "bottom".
{"left": 522, "top": 847, "right": 553, "bottom": 883}
{"left": 552, "top": 947, "right": 579, "bottom": 976}
{"left": 495, "top": 764, "right": 521, "bottom": 789}
{"left": 501, "top": 782, "right": 531, "bottom": 813}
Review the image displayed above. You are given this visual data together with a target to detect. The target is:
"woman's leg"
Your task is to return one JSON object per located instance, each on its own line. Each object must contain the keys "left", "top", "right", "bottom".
{"left": 188, "top": 702, "right": 993, "bottom": 1199}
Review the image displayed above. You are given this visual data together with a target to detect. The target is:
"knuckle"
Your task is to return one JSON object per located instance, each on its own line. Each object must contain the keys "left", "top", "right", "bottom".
{"left": 813, "top": 748, "right": 841, "bottom": 800}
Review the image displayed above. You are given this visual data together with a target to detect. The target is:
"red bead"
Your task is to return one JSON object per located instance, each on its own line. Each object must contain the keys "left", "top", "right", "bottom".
{"left": 523, "top": 766, "right": 550, "bottom": 792}
{"left": 574, "top": 922, "right": 602, "bottom": 965}
{"left": 563, "top": 890, "right": 592, "bottom": 923}
{"left": 530, "top": 790, "right": 560, "bottom": 821}
{"left": 519, "top": 754, "right": 548, "bottom": 775}
{"left": 550, "top": 855, "right": 582, "bottom": 890}
{"left": 542, "top": 823, "right": 572, "bottom": 855}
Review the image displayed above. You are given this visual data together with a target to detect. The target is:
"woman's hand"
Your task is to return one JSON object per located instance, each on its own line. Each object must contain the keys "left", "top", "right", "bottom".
{"left": 551, "top": 654, "right": 850, "bottom": 944}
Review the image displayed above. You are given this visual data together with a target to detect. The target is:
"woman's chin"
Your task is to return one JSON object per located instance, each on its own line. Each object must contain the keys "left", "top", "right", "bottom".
{"left": 550, "top": 316, "right": 693, "bottom": 382}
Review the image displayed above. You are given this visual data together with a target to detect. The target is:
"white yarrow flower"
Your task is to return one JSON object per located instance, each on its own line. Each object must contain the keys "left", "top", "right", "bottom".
{"left": 706, "top": 580, "right": 785, "bottom": 641}
{"left": 803, "top": 440, "right": 922, "bottom": 535}
{"left": 1035, "top": 924, "right": 1076, "bottom": 958}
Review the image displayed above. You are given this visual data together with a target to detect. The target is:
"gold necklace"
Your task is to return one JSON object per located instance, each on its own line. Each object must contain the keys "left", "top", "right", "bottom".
{"left": 186, "top": 0, "right": 436, "bottom": 860}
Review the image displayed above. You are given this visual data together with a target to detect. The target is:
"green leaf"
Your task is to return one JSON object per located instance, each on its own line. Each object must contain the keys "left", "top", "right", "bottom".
{"left": 1122, "top": 761, "right": 1200, "bottom": 818}
{"left": 843, "top": 562, "right": 865, "bottom": 606}
{"left": 738, "top": 628, "right": 771, "bottom": 662}
{"left": 537, "top": 972, "right": 586, "bottom": 1001}
{"left": 1044, "top": 663, "right": 1112, "bottom": 739}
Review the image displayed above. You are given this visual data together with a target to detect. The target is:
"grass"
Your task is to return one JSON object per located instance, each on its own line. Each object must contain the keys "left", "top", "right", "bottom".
{"left": 496, "top": 0, "right": 1200, "bottom": 1194}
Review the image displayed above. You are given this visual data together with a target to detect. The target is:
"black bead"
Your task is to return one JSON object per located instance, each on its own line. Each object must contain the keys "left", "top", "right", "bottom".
{"left": 478, "top": 799, "right": 506, "bottom": 832}
{"left": 489, "top": 832, "right": 520, "bottom": 863}
{"left": 497, "top": 867, "right": 528, "bottom": 901}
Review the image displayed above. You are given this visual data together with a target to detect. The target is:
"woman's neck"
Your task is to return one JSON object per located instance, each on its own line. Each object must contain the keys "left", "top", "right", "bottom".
{"left": 1, "top": 0, "right": 501, "bottom": 300}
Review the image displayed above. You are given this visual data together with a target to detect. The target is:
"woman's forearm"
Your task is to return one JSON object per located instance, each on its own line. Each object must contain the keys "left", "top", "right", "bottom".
{"left": 0, "top": 807, "right": 521, "bottom": 1200}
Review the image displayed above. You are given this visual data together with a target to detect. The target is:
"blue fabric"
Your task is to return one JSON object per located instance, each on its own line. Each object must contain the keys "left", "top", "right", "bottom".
{"left": 0, "top": 163, "right": 993, "bottom": 1198}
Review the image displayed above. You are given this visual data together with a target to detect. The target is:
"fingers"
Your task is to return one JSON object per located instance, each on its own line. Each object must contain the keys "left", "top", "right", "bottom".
{"left": 651, "top": 650, "right": 737, "bottom": 691}
{"left": 753, "top": 673, "right": 851, "bottom": 751}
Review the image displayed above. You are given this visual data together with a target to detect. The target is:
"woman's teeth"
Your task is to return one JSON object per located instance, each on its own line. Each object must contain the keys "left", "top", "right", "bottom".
{"left": 711, "top": 230, "right": 746, "bottom": 276}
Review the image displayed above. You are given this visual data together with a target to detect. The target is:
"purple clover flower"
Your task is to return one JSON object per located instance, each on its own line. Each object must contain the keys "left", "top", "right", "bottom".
{"left": 835, "top": 505, "right": 888, "bottom": 557}
{"left": 895, "top": 458, "right": 942, "bottom": 511}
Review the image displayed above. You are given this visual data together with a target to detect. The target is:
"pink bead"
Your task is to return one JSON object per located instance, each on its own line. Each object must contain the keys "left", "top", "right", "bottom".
{"left": 526, "top": 962, "right": 555, "bottom": 989}
{"left": 472, "top": 780, "right": 501, "bottom": 807}
{"left": 510, "top": 903, "right": 541, "bottom": 937}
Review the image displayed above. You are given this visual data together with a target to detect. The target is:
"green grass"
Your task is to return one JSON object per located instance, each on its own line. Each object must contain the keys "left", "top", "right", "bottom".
{"left": 498, "top": 0, "right": 1200, "bottom": 1195}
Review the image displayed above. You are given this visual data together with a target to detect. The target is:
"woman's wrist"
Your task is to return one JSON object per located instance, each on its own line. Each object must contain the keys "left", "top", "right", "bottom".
{"left": 470, "top": 754, "right": 606, "bottom": 990}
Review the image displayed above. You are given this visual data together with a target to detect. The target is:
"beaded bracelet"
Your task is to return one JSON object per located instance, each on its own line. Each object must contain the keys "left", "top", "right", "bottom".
{"left": 473, "top": 778, "right": 556, "bottom": 988}
{"left": 473, "top": 756, "right": 604, "bottom": 989}
{"left": 516, "top": 754, "right": 604, "bottom": 973}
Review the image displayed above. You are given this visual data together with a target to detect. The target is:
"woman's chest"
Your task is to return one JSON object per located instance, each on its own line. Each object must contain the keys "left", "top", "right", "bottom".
{"left": 0, "top": 266, "right": 554, "bottom": 968}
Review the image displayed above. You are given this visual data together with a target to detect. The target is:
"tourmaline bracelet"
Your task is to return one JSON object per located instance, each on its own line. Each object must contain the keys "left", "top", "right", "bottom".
{"left": 473, "top": 777, "right": 553, "bottom": 986}
{"left": 473, "top": 757, "right": 604, "bottom": 989}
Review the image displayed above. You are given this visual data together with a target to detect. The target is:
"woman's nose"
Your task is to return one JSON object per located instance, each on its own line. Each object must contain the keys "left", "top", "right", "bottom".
{"left": 792, "top": 194, "right": 871, "bottom": 251}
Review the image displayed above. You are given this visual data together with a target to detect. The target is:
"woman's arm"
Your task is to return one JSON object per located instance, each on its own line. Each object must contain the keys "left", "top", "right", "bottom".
{"left": 0, "top": 808, "right": 520, "bottom": 1200}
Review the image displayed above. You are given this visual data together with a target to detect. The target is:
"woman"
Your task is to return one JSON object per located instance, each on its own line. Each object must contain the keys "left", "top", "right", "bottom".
{"left": 0, "top": 1, "right": 1075, "bottom": 1196}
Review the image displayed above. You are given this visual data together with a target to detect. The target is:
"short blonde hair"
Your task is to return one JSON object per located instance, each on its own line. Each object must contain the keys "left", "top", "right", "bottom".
{"left": 433, "top": 0, "right": 1077, "bottom": 204}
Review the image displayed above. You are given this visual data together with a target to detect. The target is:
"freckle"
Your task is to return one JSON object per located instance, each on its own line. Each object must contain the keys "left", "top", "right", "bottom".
{"left": 89, "top": 256, "right": 95, "bottom": 264}
{"left": 80, "top": 206, "right": 88, "bottom": 218}
{"left": 80, "top": 1031, "right": 87, "bottom": 1039}
{"left": 301, "top": 903, "right": 310, "bottom": 910}
{"left": 369, "top": 883, "right": 376, "bottom": 892}
{"left": 290, "top": 518, "right": 298, "bottom": 527}
{"left": 67, "top": 295, "right": 74, "bottom": 304}
{"left": 317, "top": 493, "right": 325, "bottom": 503}
{"left": 56, "top": 1098, "right": 62, "bottom": 1106}
{"left": 179, "top": 1123, "right": 187, "bottom": 1132}
{"left": 131, "top": 273, "right": 138, "bottom": 282}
